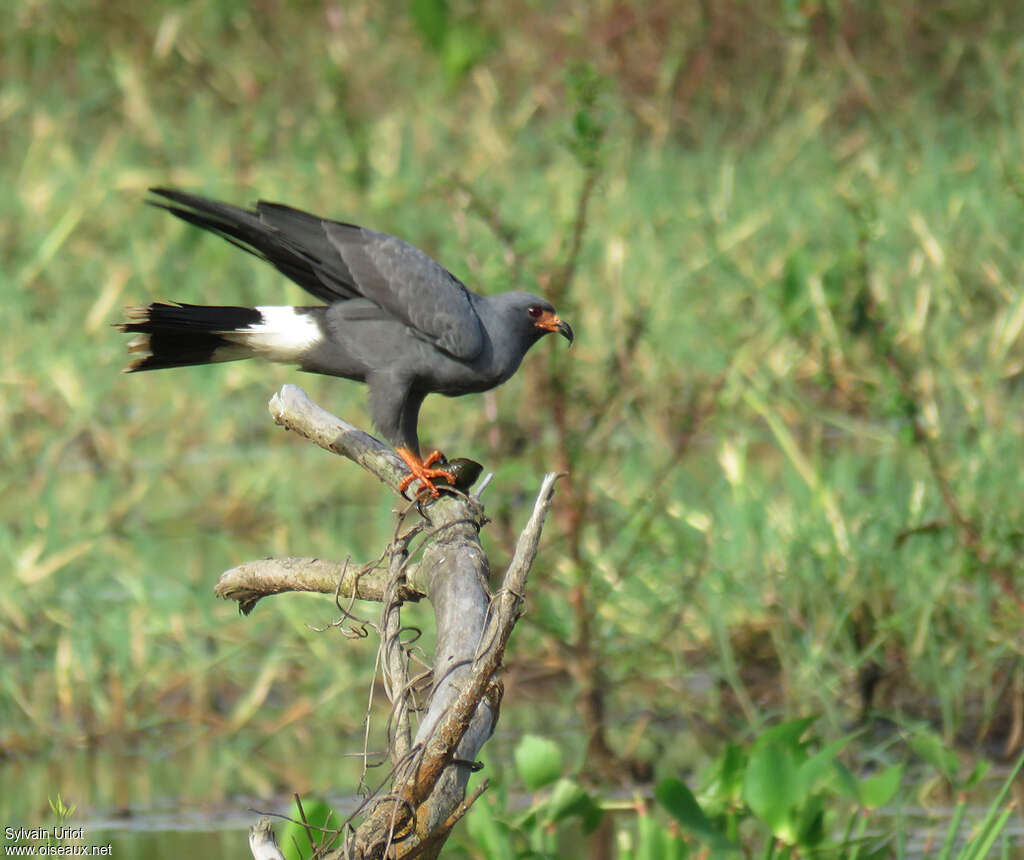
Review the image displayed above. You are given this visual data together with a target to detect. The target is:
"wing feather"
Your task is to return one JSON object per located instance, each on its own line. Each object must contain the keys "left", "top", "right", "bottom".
{"left": 150, "top": 189, "right": 484, "bottom": 361}
{"left": 321, "top": 222, "right": 483, "bottom": 361}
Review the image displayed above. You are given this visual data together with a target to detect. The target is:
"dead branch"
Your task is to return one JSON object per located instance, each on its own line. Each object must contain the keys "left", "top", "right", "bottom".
{"left": 216, "top": 556, "right": 426, "bottom": 614}
{"left": 239, "top": 386, "right": 561, "bottom": 860}
{"left": 269, "top": 384, "right": 409, "bottom": 492}
{"left": 345, "top": 472, "right": 562, "bottom": 859}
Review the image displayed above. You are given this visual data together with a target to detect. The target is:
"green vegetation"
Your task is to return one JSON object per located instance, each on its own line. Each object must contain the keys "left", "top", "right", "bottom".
{"left": 459, "top": 726, "right": 1024, "bottom": 859}
{"left": 3, "top": 0, "right": 1023, "bottom": 854}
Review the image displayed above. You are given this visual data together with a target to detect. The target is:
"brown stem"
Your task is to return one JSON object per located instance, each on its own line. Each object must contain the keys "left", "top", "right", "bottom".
{"left": 544, "top": 164, "right": 623, "bottom": 781}
{"left": 549, "top": 167, "right": 600, "bottom": 306}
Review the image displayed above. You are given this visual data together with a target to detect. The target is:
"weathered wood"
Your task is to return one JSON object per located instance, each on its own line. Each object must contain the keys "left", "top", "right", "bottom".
{"left": 239, "top": 385, "right": 560, "bottom": 860}
{"left": 216, "top": 556, "right": 426, "bottom": 614}
{"left": 344, "top": 473, "right": 560, "bottom": 859}
{"left": 269, "top": 383, "right": 408, "bottom": 491}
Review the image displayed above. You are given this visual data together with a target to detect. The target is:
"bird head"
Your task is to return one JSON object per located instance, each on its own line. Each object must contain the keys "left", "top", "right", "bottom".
{"left": 526, "top": 300, "right": 574, "bottom": 344}
{"left": 499, "top": 292, "right": 574, "bottom": 345}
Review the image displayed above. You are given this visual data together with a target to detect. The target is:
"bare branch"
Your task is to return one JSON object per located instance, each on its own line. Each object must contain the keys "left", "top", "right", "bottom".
{"left": 346, "top": 473, "right": 562, "bottom": 857}
{"left": 215, "top": 556, "right": 425, "bottom": 614}
{"left": 242, "top": 387, "right": 562, "bottom": 859}
{"left": 396, "top": 779, "right": 490, "bottom": 860}
{"left": 499, "top": 471, "right": 564, "bottom": 599}
{"left": 269, "top": 384, "right": 408, "bottom": 492}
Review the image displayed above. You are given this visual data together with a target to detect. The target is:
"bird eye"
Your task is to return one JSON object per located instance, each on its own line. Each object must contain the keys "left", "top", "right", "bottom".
{"left": 527, "top": 305, "right": 543, "bottom": 319}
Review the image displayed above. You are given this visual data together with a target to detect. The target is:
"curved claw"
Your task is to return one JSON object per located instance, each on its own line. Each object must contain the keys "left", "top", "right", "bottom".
{"left": 396, "top": 448, "right": 455, "bottom": 498}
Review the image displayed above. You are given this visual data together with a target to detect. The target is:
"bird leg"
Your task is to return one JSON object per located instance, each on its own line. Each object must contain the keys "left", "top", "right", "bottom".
{"left": 396, "top": 448, "right": 456, "bottom": 498}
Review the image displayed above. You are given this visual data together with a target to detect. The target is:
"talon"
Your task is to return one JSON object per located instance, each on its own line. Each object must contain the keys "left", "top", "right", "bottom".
{"left": 422, "top": 450, "right": 444, "bottom": 469}
{"left": 396, "top": 448, "right": 455, "bottom": 498}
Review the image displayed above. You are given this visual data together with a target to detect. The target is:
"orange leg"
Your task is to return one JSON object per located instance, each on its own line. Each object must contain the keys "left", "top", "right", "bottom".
{"left": 396, "top": 448, "right": 456, "bottom": 498}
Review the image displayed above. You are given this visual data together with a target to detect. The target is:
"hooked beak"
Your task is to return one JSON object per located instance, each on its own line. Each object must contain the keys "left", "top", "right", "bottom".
{"left": 535, "top": 312, "right": 575, "bottom": 345}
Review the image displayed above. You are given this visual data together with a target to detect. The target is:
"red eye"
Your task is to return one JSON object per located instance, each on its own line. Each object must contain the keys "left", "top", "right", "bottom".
{"left": 527, "top": 305, "right": 543, "bottom": 319}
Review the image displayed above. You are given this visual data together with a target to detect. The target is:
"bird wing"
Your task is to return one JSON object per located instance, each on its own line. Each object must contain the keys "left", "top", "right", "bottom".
{"left": 149, "top": 189, "right": 485, "bottom": 362}
{"left": 257, "top": 201, "right": 484, "bottom": 360}
{"left": 317, "top": 219, "right": 484, "bottom": 362}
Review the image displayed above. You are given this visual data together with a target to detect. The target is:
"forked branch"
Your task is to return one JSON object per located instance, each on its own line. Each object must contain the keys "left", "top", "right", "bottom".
{"left": 236, "top": 386, "right": 561, "bottom": 860}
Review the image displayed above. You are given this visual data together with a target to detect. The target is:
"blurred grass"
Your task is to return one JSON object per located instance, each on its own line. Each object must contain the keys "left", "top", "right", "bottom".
{"left": 2, "top": 0, "right": 1024, "bottom": 821}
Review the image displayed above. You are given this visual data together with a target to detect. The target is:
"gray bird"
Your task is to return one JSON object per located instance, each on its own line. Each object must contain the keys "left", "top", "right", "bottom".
{"left": 120, "top": 189, "right": 574, "bottom": 496}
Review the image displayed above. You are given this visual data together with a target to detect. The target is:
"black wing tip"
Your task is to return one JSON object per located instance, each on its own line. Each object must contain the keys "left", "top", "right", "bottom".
{"left": 146, "top": 187, "right": 199, "bottom": 209}
{"left": 146, "top": 187, "right": 259, "bottom": 218}
{"left": 144, "top": 189, "right": 212, "bottom": 225}
{"left": 147, "top": 186, "right": 211, "bottom": 203}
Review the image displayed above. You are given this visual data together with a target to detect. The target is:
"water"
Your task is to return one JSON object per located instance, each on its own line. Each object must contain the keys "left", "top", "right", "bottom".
{"left": 2, "top": 746, "right": 1021, "bottom": 859}
{"left": 0, "top": 741, "right": 365, "bottom": 859}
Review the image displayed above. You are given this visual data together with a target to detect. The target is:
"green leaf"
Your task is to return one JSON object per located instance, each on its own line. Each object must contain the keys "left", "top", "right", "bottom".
{"left": 936, "top": 799, "right": 967, "bottom": 860}
{"left": 279, "top": 798, "right": 334, "bottom": 860}
{"left": 699, "top": 743, "right": 747, "bottom": 817}
{"left": 796, "top": 735, "right": 855, "bottom": 796}
{"left": 634, "top": 810, "right": 684, "bottom": 860}
{"left": 48, "top": 793, "right": 77, "bottom": 820}
{"left": 967, "top": 807, "right": 1014, "bottom": 860}
{"left": 744, "top": 739, "right": 800, "bottom": 839}
{"left": 581, "top": 801, "right": 604, "bottom": 835}
{"left": 757, "top": 716, "right": 818, "bottom": 750}
{"left": 543, "top": 778, "right": 588, "bottom": 820}
{"left": 666, "top": 833, "right": 690, "bottom": 860}
{"left": 831, "top": 760, "right": 863, "bottom": 802}
{"left": 511, "top": 804, "right": 539, "bottom": 832}
{"left": 795, "top": 793, "right": 825, "bottom": 847}
{"left": 541, "top": 778, "right": 602, "bottom": 833}
{"left": 655, "top": 778, "right": 732, "bottom": 849}
{"left": 514, "top": 734, "right": 563, "bottom": 791}
{"left": 858, "top": 764, "right": 904, "bottom": 810}
{"left": 959, "top": 749, "right": 1024, "bottom": 860}
{"left": 963, "top": 758, "right": 992, "bottom": 790}
{"left": 909, "top": 729, "right": 961, "bottom": 784}
{"left": 466, "top": 798, "right": 515, "bottom": 860}
{"left": 718, "top": 743, "right": 747, "bottom": 802}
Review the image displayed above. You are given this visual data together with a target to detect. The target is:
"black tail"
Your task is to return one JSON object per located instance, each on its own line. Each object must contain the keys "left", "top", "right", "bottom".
{"left": 119, "top": 303, "right": 261, "bottom": 372}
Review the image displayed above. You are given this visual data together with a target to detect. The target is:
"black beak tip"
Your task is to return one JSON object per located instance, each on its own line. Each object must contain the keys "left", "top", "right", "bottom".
{"left": 558, "top": 320, "right": 574, "bottom": 345}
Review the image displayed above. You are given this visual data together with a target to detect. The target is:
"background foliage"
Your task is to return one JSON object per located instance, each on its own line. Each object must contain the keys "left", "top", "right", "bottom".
{"left": 2, "top": 0, "right": 1023, "bottom": 852}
